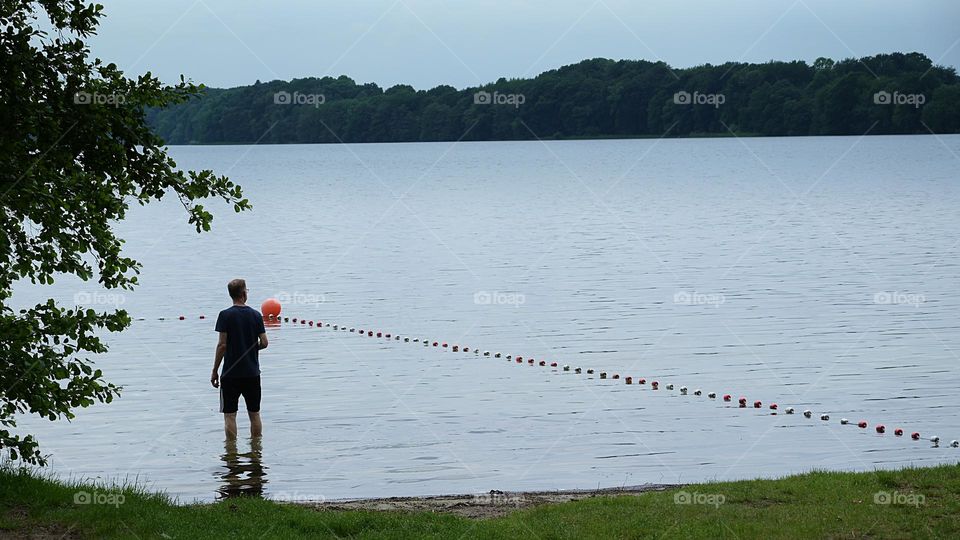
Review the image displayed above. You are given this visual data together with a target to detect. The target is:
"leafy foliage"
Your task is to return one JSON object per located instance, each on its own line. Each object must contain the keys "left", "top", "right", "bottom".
{"left": 0, "top": 1, "right": 250, "bottom": 464}
{"left": 148, "top": 53, "right": 960, "bottom": 144}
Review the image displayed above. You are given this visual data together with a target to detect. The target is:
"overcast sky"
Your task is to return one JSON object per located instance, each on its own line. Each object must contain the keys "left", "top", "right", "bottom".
{"left": 89, "top": 0, "right": 960, "bottom": 90}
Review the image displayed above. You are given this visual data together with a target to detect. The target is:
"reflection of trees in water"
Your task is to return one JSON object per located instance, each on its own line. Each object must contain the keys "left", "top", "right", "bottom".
{"left": 216, "top": 437, "right": 268, "bottom": 499}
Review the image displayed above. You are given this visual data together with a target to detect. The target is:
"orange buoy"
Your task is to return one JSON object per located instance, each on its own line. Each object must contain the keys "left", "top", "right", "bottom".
{"left": 261, "top": 298, "right": 281, "bottom": 319}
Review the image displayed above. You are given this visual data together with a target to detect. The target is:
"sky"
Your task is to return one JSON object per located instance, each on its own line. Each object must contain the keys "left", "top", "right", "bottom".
{"left": 88, "top": 0, "right": 960, "bottom": 90}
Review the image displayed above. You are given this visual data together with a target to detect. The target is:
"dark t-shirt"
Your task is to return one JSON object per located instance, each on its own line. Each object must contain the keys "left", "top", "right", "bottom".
{"left": 215, "top": 305, "right": 266, "bottom": 379}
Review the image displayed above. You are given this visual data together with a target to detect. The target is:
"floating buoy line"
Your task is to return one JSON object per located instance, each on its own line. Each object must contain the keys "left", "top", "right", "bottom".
{"left": 140, "top": 312, "right": 960, "bottom": 450}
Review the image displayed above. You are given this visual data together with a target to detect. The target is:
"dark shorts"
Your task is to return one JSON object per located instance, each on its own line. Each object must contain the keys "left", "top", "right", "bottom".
{"left": 219, "top": 376, "right": 261, "bottom": 413}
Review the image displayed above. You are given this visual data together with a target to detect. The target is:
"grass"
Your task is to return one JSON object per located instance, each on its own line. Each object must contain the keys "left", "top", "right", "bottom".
{"left": 2, "top": 464, "right": 959, "bottom": 539}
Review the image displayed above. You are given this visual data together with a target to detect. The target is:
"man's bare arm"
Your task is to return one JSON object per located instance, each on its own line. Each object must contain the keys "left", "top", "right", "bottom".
{"left": 211, "top": 331, "right": 227, "bottom": 387}
{"left": 257, "top": 332, "right": 268, "bottom": 350}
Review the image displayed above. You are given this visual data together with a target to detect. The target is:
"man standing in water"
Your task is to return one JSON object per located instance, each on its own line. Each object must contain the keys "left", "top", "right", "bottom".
{"left": 211, "top": 278, "right": 268, "bottom": 439}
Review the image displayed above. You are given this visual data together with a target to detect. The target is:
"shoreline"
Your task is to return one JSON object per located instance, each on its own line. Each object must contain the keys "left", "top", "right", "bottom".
{"left": 161, "top": 131, "right": 950, "bottom": 147}
{"left": 299, "top": 483, "right": 677, "bottom": 519}
{"left": 3, "top": 465, "right": 958, "bottom": 537}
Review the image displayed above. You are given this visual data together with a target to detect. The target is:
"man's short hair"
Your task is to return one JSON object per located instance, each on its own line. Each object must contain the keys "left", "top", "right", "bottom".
{"left": 227, "top": 279, "right": 247, "bottom": 300}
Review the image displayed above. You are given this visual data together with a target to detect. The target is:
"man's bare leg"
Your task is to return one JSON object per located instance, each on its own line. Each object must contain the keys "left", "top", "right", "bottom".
{"left": 249, "top": 411, "right": 262, "bottom": 438}
{"left": 224, "top": 412, "right": 238, "bottom": 439}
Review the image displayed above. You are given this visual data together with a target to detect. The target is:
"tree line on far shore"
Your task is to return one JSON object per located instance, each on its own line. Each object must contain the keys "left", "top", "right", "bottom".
{"left": 147, "top": 52, "right": 960, "bottom": 144}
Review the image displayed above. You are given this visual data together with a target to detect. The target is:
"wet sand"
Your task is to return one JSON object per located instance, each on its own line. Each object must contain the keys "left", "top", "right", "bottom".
{"left": 298, "top": 484, "right": 676, "bottom": 519}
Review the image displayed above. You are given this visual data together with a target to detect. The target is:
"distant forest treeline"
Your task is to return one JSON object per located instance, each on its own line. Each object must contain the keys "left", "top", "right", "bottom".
{"left": 147, "top": 52, "right": 960, "bottom": 144}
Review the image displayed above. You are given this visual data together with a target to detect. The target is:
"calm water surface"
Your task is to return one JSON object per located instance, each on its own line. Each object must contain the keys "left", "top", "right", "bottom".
{"left": 14, "top": 135, "right": 960, "bottom": 502}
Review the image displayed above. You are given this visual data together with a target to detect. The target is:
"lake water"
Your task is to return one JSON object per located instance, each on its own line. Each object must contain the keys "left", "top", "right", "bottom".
{"left": 13, "top": 135, "right": 960, "bottom": 503}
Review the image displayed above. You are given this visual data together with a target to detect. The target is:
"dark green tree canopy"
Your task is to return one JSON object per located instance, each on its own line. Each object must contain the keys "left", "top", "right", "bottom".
{"left": 1, "top": 0, "right": 249, "bottom": 463}
{"left": 148, "top": 53, "right": 960, "bottom": 144}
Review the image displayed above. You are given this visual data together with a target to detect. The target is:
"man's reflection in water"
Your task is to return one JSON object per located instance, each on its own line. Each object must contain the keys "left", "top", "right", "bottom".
{"left": 216, "top": 437, "right": 268, "bottom": 499}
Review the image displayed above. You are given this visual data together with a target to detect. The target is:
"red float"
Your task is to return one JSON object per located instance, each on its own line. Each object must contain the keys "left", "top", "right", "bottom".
{"left": 260, "top": 298, "right": 281, "bottom": 319}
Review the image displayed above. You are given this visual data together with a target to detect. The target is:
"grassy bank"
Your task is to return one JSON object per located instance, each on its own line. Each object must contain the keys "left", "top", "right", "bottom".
{"left": 2, "top": 465, "right": 959, "bottom": 539}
